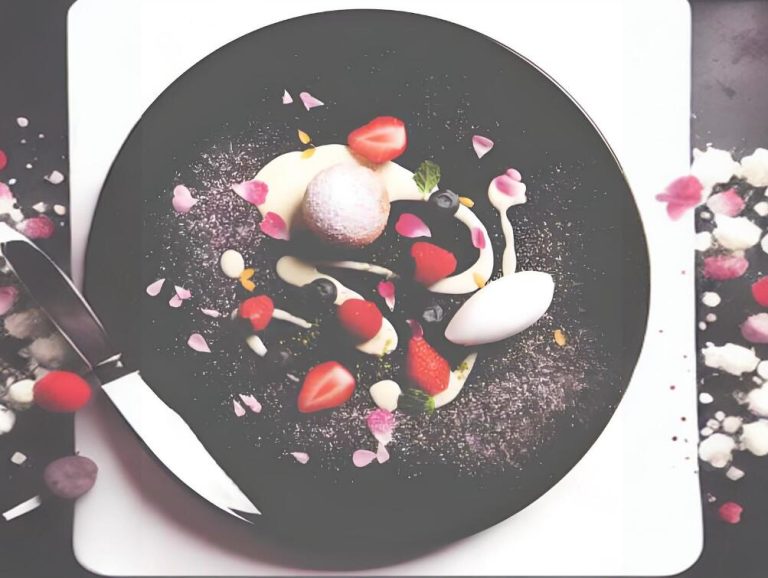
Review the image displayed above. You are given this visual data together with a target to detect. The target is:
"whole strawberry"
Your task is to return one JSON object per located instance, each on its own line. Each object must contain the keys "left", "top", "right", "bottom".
{"left": 410, "top": 242, "right": 457, "bottom": 286}
{"left": 405, "top": 320, "right": 450, "bottom": 395}
{"left": 337, "top": 299, "right": 383, "bottom": 342}
{"left": 238, "top": 295, "right": 274, "bottom": 331}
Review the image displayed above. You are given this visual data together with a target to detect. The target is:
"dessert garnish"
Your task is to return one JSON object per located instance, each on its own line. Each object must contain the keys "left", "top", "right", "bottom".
{"left": 299, "top": 91, "right": 324, "bottom": 111}
{"left": 337, "top": 299, "right": 384, "bottom": 342}
{"left": 238, "top": 295, "right": 275, "bottom": 331}
{"left": 471, "top": 134, "right": 494, "bottom": 159}
{"left": 413, "top": 160, "right": 441, "bottom": 196}
{"left": 405, "top": 320, "right": 450, "bottom": 396}
{"left": 347, "top": 116, "right": 407, "bottom": 163}
{"left": 33, "top": 371, "right": 92, "bottom": 413}
{"left": 376, "top": 280, "right": 396, "bottom": 311}
{"left": 171, "top": 184, "right": 198, "bottom": 214}
{"left": 410, "top": 241, "right": 457, "bottom": 286}
{"left": 428, "top": 189, "right": 460, "bottom": 215}
{"left": 187, "top": 333, "right": 211, "bottom": 353}
{"left": 395, "top": 213, "right": 431, "bottom": 238}
{"left": 297, "top": 361, "right": 356, "bottom": 413}
{"left": 369, "top": 379, "right": 402, "bottom": 412}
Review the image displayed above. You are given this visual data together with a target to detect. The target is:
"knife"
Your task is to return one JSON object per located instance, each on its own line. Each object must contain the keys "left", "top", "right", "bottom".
{"left": 0, "top": 223, "right": 260, "bottom": 522}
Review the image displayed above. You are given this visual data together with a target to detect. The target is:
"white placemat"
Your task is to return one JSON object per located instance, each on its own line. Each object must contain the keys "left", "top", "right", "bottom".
{"left": 68, "top": 0, "right": 700, "bottom": 575}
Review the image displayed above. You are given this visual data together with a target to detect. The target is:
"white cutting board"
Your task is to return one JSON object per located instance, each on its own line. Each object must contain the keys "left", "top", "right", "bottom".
{"left": 68, "top": 0, "right": 700, "bottom": 575}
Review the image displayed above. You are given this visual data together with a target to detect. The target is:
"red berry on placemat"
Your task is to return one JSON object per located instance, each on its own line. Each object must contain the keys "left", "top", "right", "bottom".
{"left": 33, "top": 371, "right": 92, "bottom": 413}
{"left": 238, "top": 295, "right": 274, "bottom": 331}
{"left": 0, "top": 149, "right": 7, "bottom": 171}
{"left": 718, "top": 501, "right": 743, "bottom": 524}
{"left": 297, "top": 361, "right": 356, "bottom": 413}
{"left": 347, "top": 116, "right": 407, "bottom": 163}
{"left": 410, "top": 241, "right": 457, "bottom": 286}
{"left": 337, "top": 299, "right": 383, "bottom": 342}
{"left": 406, "top": 320, "right": 450, "bottom": 396}
{"left": 752, "top": 277, "right": 768, "bottom": 307}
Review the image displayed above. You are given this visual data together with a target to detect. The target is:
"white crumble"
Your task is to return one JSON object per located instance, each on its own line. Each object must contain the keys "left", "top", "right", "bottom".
{"left": 754, "top": 201, "right": 768, "bottom": 216}
{"left": 698, "top": 321, "right": 707, "bottom": 331}
{"left": 695, "top": 231, "right": 712, "bottom": 252}
{"left": 44, "top": 170, "right": 65, "bottom": 185}
{"left": 758, "top": 360, "right": 768, "bottom": 380}
{"left": 16, "top": 117, "right": 29, "bottom": 128}
{"left": 699, "top": 392, "right": 714, "bottom": 404}
{"left": 740, "top": 147, "right": 768, "bottom": 187}
{"left": 702, "top": 342, "right": 760, "bottom": 376}
{"left": 691, "top": 146, "right": 740, "bottom": 193}
{"left": 715, "top": 410, "right": 726, "bottom": 421}
{"left": 10, "top": 452, "right": 27, "bottom": 465}
{"left": 726, "top": 466, "right": 745, "bottom": 481}
{"left": 706, "top": 313, "right": 717, "bottom": 323}
{"left": 702, "top": 292, "right": 721, "bottom": 307}
{"left": 722, "top": 416, "right": 743, "bottom": 434}
{"left": 53, "top": 204, "right": 67, "bottom": 216}
{"left": 700, "top": 211, "right": 712, "bottom": 220}
{"left": 761, "top": 234, "right": 768, "bottom": 254}
{"left": 712, "top": 215, "right": 762, "bottom": 250}
{"left": 698, "top": 432, "right": 735, "bottom": 468}
{"left": 7, "top": 178, "right": 16, "bottom": 186}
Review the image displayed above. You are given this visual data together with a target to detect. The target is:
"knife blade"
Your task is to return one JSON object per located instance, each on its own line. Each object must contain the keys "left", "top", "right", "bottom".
{"left": 0, "top": 223, "right": 260, "bottom": 521}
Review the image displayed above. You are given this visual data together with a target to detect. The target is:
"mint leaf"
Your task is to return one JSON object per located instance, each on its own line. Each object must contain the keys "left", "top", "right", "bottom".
{"left": 413, "top": 160, "right": 441, "bottom": 195}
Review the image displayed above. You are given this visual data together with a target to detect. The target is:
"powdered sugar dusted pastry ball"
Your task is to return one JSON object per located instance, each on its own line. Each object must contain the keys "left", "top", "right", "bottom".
{"left": 302, "top": 163, "right": 389, "bottom": 247}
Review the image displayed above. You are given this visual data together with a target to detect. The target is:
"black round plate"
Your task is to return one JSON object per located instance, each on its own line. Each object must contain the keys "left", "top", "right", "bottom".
{"left": 85, "top": 9, "right": 649, "bottom": 560}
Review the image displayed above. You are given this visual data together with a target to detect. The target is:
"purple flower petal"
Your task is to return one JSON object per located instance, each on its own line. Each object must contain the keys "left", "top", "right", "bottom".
{"left": 233, "top": 400, "right": 246, "bottom": 417}
{"left": 260, "top": 212, "right": 289, "bottom": 240}
{"left": 290, "top": 452, "right": 309, "bottom": 464}
{"left": 472, "top": 135, "right": 494, "bottom": 159}
{"left": 282, "top": 89, "right": 293, "bottom": 104}
{"left": 238, "top": 393, "right": 262, "bottom": 413}
{"left": 231, "top": 179, "right": 268, "bottom": 206}
{"left": 172, "top": 184, "right": 198, "bottom": 213}
{"left": 0, "top": 286, "right": 18, "bottom": 316}
{"left": 377, "top": 280, "right": 396, "bottom": 312}
{"left": 367, "top": 408, "right": 395, "bottom": 446}
{"left": 299, "top": 91, "right": 324, "bottom": 110}
{"left": 146, "top": 278, "right": 165, "bottom": 297}
{"left": 187, "top": 333, "right": 211, "bottom": 353}
{"left": 353, "top": 449, "right": 377, "bottom": 468}
{"left": 471, "top": 227, "right": 486, "bottom": 249}
{"left": 395, "top": 213, "right": 431, "bottom": 238}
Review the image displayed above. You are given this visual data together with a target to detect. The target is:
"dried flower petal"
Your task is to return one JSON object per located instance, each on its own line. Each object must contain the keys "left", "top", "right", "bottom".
{"left": 395, "top": 213, "right": 431, "bottom": 238}
{"left": 233, "top": 400, "right": 246, "bottom": 417}
{"left": 298, "top": 130, "right": 311, "bottom": 145}
{"left": 301, "top": 147, "right": 316, "bottom": 159}
{"left": 145, "top": 278, "right": 165, "bottom": 297}
{"left": 655, "top": 175, "right": 703, "bottom": 220}
{"left": 240, "top": 268, "right": 256, "bottom": 292}
{"left": 471, "top": 227, "right": 486, "bottom": 249}
{"left": 554, "top": 329, "right": 567, "bottom": 346}
{"left": 282, "top": 89, "right": 293, "bottom": 104}
{"left": 187, "top": 333, "right": 210, "bottom": 353}
{"left": 473, "top": 272, "right": 486, "bottom": 288}
{"left": 290, "top": 452, "right": 309, "bottom": 464}
{"left": 171, "top": 184, "right": 198, "bottom": 213}
{"left": 703, "top": 254, "right": 749, "bottom": 280}
{"left": 200, "top": 308, "right": 221, "bottom": 318}
{"left": 367, "top": 409, "right": 395, "bottom": 446}
{"left": 299, "top": 91, "right": 324, "bottom": 110}
{"left": 18, "top": 216, "right": 55, "bottom": 239}
{"left": 238, "top": 393, "right": 262, "bottom": 413}
{"left": 174, "top": 286, "right": 191, "bottom": 300}
{"left": 741, "top": 313, "right": 768, "bottom": 344}
{"left": 352, "top": 449, "right": 377, "bottom": 468}
{"left": 231, "top": 179, "right": 268, "bottom": 206}
{"left": 0, "top": 286, "right": 18, "bottom": 316}
{"left": 377, "top": 280, "right": 396, "bottom": 311}
{"left": 706, "top": 187, "right": 745, "bottom": 217}
{"left": 472, "top": 135, "right": 494, "bottom": 159}
{"left": 376, "top": 442, "right": 390, "bottom": 464}
{"left": 168, "top": 295, "right": 183, "bottom": 308}
{"left": 459, "top": 196, "right": 475, "bottom": 208}
{"left": 260, "top": 212, "right": 289, "bottom": 240}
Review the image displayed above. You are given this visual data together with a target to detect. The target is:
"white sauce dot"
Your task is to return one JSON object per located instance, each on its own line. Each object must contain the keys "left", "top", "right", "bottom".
{"left": 706, "top": 313, "right": 717, "bottom": 323}
{"left": 220, "top": 250, "right": 245, "bottom": 279}
{"left": 16, "top": 117, "right": 29, "bottom": 128}
{"left": 702, "top": 292, "right": 721, "bottom": 307}
{"left": 699, "top": 392, "right": 714, "bottom": 404}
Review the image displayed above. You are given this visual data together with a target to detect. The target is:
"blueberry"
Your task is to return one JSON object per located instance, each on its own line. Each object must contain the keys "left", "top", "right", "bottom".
{"left": 304, "top": 278, "right": 337, "bottom": 305}
{"left": 428, "top": 189, "right": 460, "bottom": 215}
{"left": 422, "top": 304, "right": 444, "bottom": 324}
{"left": 265, "top": 347, "right": 293, "bottom": 368}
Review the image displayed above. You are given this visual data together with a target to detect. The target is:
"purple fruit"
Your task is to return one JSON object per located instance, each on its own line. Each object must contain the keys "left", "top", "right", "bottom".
{"left": 43, "top": 455, "right": 98, "bottom": 500}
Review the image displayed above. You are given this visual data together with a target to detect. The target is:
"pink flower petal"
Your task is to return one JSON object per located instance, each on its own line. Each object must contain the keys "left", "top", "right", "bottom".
{"left": 0, "top": 286, "right": 19, "bottom": 316}
{"left": 233, "top": 400, "right": 246, "bottom": 417}
{"left": 407, "top": 319, "right": 424, "bottom": 339}
{"left": 0, "top": 182, "right": 12, "bottom": 200}
{"left": 703, "top": 254, "right": 749, "bottom": 280}
{"left": 282, "top": 89, "right": 293, "bottom": 104}
{"left": 741, "top": 313, "right": 768, "bottom": 344}
{"left": 168, "top": 295, "right": 183, "bottom": 308}
{"left": 655, "top": 175, "right": 703, "bottom": 220}
{"left": 146, "top": 278, "right": 165, "bottom": 297}
{"left": 175, "top": 285, "right": 192, "bottom": 300}
{"left": 376, "top": 442, "right": 390, "bottom": 464}
{"left": 471, "top": 227, "right": 486, "bottom": 249}
{"left": 493, "top": 174, "right": 527, "bottom": 204}
{"left": 172, "top": 184, "right": 198, "bottom": 214}
{"left": 260, "top": 211, "right": 289, "bottom": 240}
{"left": 505, "top": 168, "right": 522, "bottom": 181}
{"left": 290, "top": 452, "right": 309, "bottom": 464}
{"left": 377, "top": 280, "right": 396, "bottom": 312}
{"left": 187, "top": 333, "right": 211, "bottom": 353}
{"left": 238, "top": 393, "right": 262, "bottom": 413}
{"left": 395, "top": 213, "right": 431, "bottom": 238}
{"left": 472, "top": 135, "right": 494, "bottom": 159}
{"left": 367, "top": 408, "right": 395, "bottom": 446}
{"left": 299, "top": 91, "right": 324, "bottom": 110}
{"left": 706, "top": 187, "right": 745, "bottom": 217}
{"left": 352, "top": 449, "right": 377, "bottom": 468}
{"left": 200, "top": 308, "right": 221, "bottom": 318}
{"left": 17, "top": 216, "right": 55, "bottom": 239}
{"left": 231, "top": 179, "right": 268, "bottom": 206}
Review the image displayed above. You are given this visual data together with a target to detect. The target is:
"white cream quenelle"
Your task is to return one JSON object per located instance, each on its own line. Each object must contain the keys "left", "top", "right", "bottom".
{"left": 444, "top": 169, "right": 554, "bottom": 347}
{"left": 254, "top": 144, "right": 493, "bottom": 294}
{"left": 275, "top": 256, "right": 398, "bottom": 356}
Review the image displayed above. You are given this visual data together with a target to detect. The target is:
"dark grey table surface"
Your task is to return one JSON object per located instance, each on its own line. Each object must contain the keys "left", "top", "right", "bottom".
{"left": 0, "top": 1, "right": 766, "bottom": 576}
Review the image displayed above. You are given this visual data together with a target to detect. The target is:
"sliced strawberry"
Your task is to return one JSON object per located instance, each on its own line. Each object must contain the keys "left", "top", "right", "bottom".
{"left": 410, "top": 241, "right": 457, "bottom": 286}
{"left": 405, "top": 320, "right": 450, "bottom": 395}
{"left": 298, "top": 361, "right": 356, "bottom": 413}
{"left": 347, "top": 116, "right": 407, "bottom": 164}
{"left": 337, "top": 299, "right": 383, "bottom": 342}
{"left": 238, "top": 295, "right": 274, "bottom": 331}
